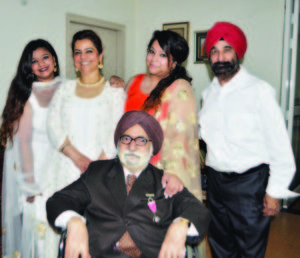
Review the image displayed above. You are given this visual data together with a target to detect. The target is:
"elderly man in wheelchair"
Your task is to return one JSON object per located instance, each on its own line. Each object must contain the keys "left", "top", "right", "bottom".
{"left": 46, "top": 111, "right": 210, "bottom": 258}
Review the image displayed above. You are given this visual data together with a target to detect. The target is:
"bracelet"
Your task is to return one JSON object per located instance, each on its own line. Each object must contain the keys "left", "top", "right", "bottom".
{"left": 61, "top": 143, "right": 71, "bottom": 153}
{"left": 173, "top": 217, "right": 191, "bottom": 227}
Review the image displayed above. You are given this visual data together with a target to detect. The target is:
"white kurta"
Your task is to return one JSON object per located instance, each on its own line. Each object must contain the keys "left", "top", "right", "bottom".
{"left": 47, "top": 80, "right": 125, "bottom": 191}
{"left": 2, "top": 76, "right": 63, "bottom": 258}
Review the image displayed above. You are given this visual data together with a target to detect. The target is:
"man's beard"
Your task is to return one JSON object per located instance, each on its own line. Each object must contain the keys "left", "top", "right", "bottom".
{"left": 118, "top": 145, "right": 153, "bottom": 173}
{"left": 210, "top": 58, "right": 240, "bottom": 81}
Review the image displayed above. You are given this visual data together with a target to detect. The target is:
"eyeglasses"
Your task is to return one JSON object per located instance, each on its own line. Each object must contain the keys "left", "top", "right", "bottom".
{"left": 120, "top": 135, "right": 152, "bottom": 146}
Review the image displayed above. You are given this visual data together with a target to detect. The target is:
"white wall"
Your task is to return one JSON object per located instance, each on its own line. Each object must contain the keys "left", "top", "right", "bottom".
{"left": 135, "top": 0, "right": 286, "bottom": 108}
{"left": 0, "top": 0, "right": 136, "bottom": 111}
{"left": 0, "top": 0, "right": 286, "bottom": 112}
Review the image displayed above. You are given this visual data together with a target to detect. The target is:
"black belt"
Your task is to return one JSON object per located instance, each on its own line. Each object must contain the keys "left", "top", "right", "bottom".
{"left": 217, "top": 163, "right": 269, "bottom": 178}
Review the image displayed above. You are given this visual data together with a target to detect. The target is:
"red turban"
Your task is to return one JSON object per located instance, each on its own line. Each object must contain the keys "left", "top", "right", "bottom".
{"left": 205, "top": 22, "right": 247, "bottom": 59}
{"left": 114, "top": 111, "right": 163, "bottom": 155}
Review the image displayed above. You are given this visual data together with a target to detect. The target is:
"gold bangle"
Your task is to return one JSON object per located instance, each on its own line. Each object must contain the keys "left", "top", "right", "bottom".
{"left": 61, "top": 143, "right": 71, "bottom": 153}
{"left": 174, "top": 217, "right": 191, "bottom": 227}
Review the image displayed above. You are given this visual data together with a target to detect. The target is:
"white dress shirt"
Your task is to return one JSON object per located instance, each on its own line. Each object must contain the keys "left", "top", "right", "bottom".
{"left": 198, "top": 66, "right": 298, "bottom": 199}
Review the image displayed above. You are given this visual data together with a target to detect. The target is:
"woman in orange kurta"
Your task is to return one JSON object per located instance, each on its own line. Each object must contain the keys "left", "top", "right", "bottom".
{"left": 125, "top": 30, "right": 202, "bottom": 201}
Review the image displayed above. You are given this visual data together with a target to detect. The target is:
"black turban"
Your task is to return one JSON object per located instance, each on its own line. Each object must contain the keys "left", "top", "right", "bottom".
{"left": 114, "top": 111, "right": 164, "bottom": 155}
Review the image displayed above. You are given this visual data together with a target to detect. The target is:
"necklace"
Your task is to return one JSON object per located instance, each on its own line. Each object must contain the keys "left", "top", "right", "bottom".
{"left": 33, "top": 76, "right": 62, "bottom": 89}
{"left": 76, "top": 76, "right": 105, "bottom": 88}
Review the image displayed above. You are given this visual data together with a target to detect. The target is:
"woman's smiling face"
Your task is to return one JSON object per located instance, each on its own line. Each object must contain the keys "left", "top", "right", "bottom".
{"left": 146, "top": 40, "right": 176, "bottom": 78}
{"left": 73, "top": 39, "right": 103, "bottom": 75}
{"left": 31, "top": 47, "right": 56, "bottom": 82}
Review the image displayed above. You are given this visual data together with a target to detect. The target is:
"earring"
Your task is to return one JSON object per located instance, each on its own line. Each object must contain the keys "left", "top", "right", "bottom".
{"left": 98, "top": 62, "right": 103, "bottom": 69}
{"left": 53, "top": 62, "right": 57, "bottom": 72}
{"left": 75, "top": 67, "right": 79, "bottom": 72}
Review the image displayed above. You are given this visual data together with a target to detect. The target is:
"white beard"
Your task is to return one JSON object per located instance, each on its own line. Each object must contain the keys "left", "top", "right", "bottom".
{"left": 118, "top": 145, "right": 153, "bottom": 173}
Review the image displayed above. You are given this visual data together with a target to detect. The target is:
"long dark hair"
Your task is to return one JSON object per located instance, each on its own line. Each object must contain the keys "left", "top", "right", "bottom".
{"left": 0, "top": 39, "right": 60, "bottom": 145}
{"left": 142, "top": 30, "right": 192, "bottom": 111}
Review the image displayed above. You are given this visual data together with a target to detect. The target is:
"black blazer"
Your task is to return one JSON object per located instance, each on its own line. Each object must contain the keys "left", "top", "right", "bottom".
{"left": 47, "top": 158, "right": 210, "bottom": 258}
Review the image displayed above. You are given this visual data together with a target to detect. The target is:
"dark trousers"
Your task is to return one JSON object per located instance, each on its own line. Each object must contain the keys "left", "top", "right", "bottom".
{"left": 206, "top": 164, "right": 271, "bottom": 258}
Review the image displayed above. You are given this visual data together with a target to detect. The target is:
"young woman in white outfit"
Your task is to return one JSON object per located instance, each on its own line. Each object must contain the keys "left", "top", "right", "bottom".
{"left": 1, "top": 39, "right": 64, "bottom": 258}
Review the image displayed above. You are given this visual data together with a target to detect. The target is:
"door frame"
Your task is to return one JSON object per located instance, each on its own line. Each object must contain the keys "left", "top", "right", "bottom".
{"left": 66, "top": 13, "right": 125, "bottom": 79}
{"left": 280, "top": 0, "right": 299, "bottom": 139}
{"left": 280, "top": 0, "right": 300, "bottom": 204}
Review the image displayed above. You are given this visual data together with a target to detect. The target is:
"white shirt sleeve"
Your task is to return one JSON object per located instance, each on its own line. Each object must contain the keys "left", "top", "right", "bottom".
{"left": 198, "top": 88, "right": 209, "bottom": 140}
{"left": 258, "top": 84, "right": 299, "bottom": 199}
{"left": 55, "top": 210, "right": 86, "bottom": 229}
{"left": 187, "top": 223, "right": 199, "bottom": 236}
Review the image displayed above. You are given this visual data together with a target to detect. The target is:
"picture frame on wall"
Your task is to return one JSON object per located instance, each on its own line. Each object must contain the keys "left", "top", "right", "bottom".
{"left": 195, "top": 31, "right": 208, "bottom": 63}
{"left": 162, "top": 22, "right": 190, "bottom": 43}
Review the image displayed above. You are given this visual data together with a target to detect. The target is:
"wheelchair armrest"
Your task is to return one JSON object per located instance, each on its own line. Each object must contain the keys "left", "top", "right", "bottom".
{"left": 58, "top": 229, "right": 67, "bottom": 258}
{"left": 185, "top": 236, "right": 202, "bottom": 258}
{"left": 185, "top": 243, "right": 200, "bottom": 258}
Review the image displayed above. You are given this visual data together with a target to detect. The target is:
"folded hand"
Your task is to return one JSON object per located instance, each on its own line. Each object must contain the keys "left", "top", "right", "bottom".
{"left": 263, "top": 194, "right": 280, "bottom": 216}
{"left": 158, "top": 220, "right": 188, "bottom": 258}
{"left": 162, "top": 173, "right": 184, "bottom": 198}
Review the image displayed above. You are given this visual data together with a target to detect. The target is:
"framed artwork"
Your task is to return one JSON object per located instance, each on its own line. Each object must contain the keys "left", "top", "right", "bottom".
{"left": 194, "top": 31, "right": 208, "bottom": 63}
{"left": 162, "top": 22, "right": 190, "bottom": 43}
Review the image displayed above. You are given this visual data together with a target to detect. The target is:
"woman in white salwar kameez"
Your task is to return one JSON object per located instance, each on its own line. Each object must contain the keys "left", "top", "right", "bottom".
{"left": 1, "top": 39, "right": 64, "bottom": 258}
{"left": 45, "top": 30, "right": 125, "bottom": 258}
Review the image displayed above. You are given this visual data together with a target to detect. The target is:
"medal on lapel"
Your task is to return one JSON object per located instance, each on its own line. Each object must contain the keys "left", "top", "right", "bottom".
{"left": 146, "top": 193, "right": 160, "bottom": 223}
